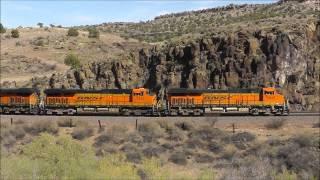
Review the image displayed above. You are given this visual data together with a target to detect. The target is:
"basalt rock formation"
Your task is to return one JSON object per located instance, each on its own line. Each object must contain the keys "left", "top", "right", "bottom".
{"left": 47, "top": 20, "right": 320, "bottom": 111}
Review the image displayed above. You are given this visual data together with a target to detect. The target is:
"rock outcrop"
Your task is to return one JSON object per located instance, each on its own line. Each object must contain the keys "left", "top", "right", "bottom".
{"left": 44, "top": 20, "right": 320, "bottom": 111}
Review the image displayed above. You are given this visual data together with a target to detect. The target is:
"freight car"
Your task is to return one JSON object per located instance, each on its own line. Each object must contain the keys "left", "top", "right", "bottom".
{"left": 43, "top": 88, "right": 158, "bottom": 116}
{"left": 167, "top": 87, "right": 289, "bottom": 116}
{"left": 0, "top": 88, "right": 39, "bottom": 114}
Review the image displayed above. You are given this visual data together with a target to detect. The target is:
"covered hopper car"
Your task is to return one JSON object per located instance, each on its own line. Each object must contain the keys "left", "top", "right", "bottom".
{"left": 167, "top": 87, "right": 289, "bottom": 116}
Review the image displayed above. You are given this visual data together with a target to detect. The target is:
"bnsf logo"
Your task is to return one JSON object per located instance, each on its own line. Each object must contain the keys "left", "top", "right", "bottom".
{"left": 204, "top": 95, "right": 229, "bottom": 101}
{"left": 77, "top": 97, "right": 102, "bottom": 101}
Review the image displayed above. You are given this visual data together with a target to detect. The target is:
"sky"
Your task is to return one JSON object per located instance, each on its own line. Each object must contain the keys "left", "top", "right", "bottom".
{"left": 1, "top": 0, "right": 277, "bottom": 28}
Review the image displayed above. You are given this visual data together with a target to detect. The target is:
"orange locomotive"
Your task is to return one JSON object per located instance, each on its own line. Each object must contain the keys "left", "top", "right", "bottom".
{"left": 167, "top": 87, "right": 289, "bottom": 116}
{"left": 0, "top": 88, "right": 39, "bottom": 114}
{"left": 43, "top": 88, "right": 157, "bottom": 115}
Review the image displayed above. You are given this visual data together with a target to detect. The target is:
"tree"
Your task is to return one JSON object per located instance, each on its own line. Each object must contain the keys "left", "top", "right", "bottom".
{"left": 37, "top": 22, "right": 43, "bottom": 28}
{"left": 49, "top": 24, "right": 55, "bottom": 28}
{"left": 67, "top": 28, "right": 79, "bottom": 37}
{"left": 88, "top": 27, "right": 99, "bottom": 38}
{"left": 0, "top": 23, "right": 6, "bottom": 33}
{"left": 11, "top": 29, "right": 19, "bottom": 38}
{"left": 64, "top": 53, "right": 80, "bottom": 69}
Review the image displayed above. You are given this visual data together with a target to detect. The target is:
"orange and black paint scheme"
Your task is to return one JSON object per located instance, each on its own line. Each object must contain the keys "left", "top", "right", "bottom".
{"left": 167, "top": 87, "right": 289, "bottom": 116}
{"left": 0, "top": 88, "right": 39, "bottom": 114}
{"left": 0, "top": 87, "right": 289, "bottom": 116}
{"left": 43, "top": 88, "right": 157, "bottom": 115}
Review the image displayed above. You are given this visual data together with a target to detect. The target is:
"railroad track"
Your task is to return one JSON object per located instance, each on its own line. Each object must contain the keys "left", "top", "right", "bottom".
{"left": 0, "top": 112, "right": 318, "bottom": 117}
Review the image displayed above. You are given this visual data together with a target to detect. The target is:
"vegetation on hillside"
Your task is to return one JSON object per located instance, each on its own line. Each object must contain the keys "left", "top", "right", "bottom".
{"left": 89, "top": 2, "right": 317, "bottom": 43}
{"left": 67, "top": 28, "right": 79, "bottom": 37}
{"left": 11, "top": 29, "right": 19, "bottom": 38}
{"left": 64, "top": 53, "right": 81, "bottom": 69}
{"left": 0, "top": 23, "right": 6, "bottom": 33}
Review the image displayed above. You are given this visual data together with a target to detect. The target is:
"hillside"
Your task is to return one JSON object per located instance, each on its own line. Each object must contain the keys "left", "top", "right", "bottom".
{"left": 0, "top": 0, "right": 319, "bottom": 111}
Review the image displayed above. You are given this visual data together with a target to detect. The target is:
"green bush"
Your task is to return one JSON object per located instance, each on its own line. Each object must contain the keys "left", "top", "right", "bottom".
{"left": 0, "top": 23, "right": 6, "bottom": 33}
{"left": 64, "top": 53, "right": 80, "bottom": 69}
{"left": 88, "top": 27, "right": 99, "bottom": 38}
{"left": 67, "top": 28, "right": 79, "bottom": 37}
{"left": 11, "top": 29, "right": 19, "bottom": 38}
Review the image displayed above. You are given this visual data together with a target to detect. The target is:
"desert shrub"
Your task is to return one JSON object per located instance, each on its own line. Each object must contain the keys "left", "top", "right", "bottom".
{"left": 161, "top": 142, "right": 175, "bottom": 150}
{"left": 11, "top": 29, "right": 19, "bottom": 38}
{"left": 142, "top": 145, "right": 166, "bottom": 158}
{"left": 186, "top": 137, "right": 206, "bottom": 149}
{"left": 291, "top": 134, "right": 314, "bottom": 148}
{"left": 190, "top": 126, "right": 226, "bottom": 142}
{"left": 221, "top": 145, "right": 237, "bottom": 160}
{"left": 208, "top": 141, "right": 223, "bottom": 153}
{"left": 121, "top": 142, "right": 139, "bottom": 153}
{"left": 138, "top": 122, "right": 165, "bottom": 142}
{"left": 24, "top": 121, "right": 58, "bottom": 135}
{"left": 1, "top": 131, "right": 16, "bottom": 148}
{"left": 88, "top": 27, "right": 99, "bottom": 38}
{"left": 286, "top": 148, "right": 320, "bottom": 178}
{"left": 167, "top": 128, "right": 186, "bottom": 141}
{"left": 95, "top": 125, "right": 128, "bottom": 146}
{"left": 169, "top": 151, "right": 187, "bottom": 165}
{"left": 57, "top": 118, "right": 75, "bottom": 127}
{"left": 71, "top": 126, "right": 94, "bottom": 140}
{"left": 0, "top": 23, "right": 6, "bottom": 33}
{"left": 126, "top": 152, "right": 143, "bottom": 163}
{"left": 265, "top": 118, "right": 286, "bottom": 129}
{"left": 67, "top": 28, "right": 79, "bottom": 37}
{"left": 231, "top": 132, "right": 256, "bottom": 142}
{"left": 157, "top": 119, "right": 175, "bottom": 132}
{"left": 96, "top": 144, "right": 118, "bottom": 156}
{"left": 64, "top": 53, "right": 80, "bottom": 69}
{"left": 175, "top": 121, "right": 195, "bottom": 131}
{"left": 10, "top": 126, "right": 26, "bottom": 139}
{"left": 128, "top": 132, "right": 143, "bottom": 145}
{"left": 312, "top": 122, "right": 320, "bottom": 128}
{"left": 195, "top": 153, "right": 214, "bottom": 163}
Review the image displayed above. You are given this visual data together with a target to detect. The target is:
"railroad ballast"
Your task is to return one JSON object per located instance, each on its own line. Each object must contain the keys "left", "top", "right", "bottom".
{"left": 0, "top": 87, "right": 289, "bottom": 116}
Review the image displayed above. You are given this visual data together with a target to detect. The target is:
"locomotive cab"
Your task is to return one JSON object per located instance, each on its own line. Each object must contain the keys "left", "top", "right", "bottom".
{"left": 132, "top": 88, "right": 157, "bottom": 106}
{"left": 261, "top": 87, "right": 285, "bottom": 105}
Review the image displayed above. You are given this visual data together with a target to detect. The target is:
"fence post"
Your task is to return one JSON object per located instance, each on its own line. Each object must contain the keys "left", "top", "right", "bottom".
{"left": 232, "top": 123, "right": 235, "bottom": 134}
{"left": 136, "top": 119, "right": 138, "bottom": 130}
{"left": 11, "top": 118, "right": 13, "bottom": 125}
{"left": 69, "top": 118, "right": 72, "bottom": 128}
{"left": 98, "top": 120, "right": 102, "bottom": 129}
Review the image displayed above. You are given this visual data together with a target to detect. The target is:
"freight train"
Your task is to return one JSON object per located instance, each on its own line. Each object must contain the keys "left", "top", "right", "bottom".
{"left": 0, "top": 87, "right": 289, "bottom": 116}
